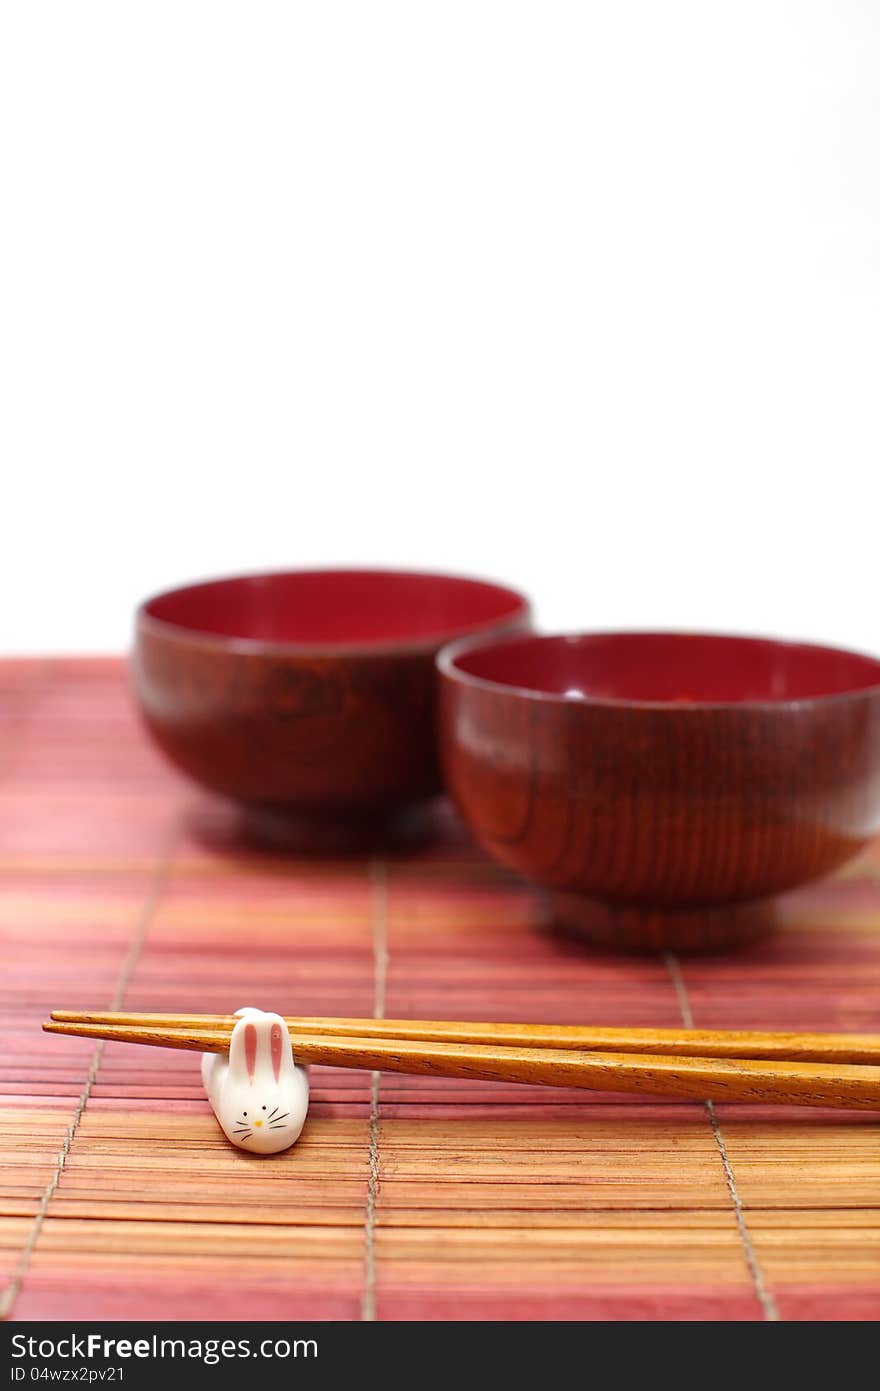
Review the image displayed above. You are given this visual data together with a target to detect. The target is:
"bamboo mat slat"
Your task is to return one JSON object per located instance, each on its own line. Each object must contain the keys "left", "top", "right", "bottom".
{"left": 1, "top": 657, "right": 879, "bottom": 1321}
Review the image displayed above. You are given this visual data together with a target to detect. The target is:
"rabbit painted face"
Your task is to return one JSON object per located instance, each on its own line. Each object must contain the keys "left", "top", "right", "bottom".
{"left": 201, "top": 1007, "right": 309, "bottom": 1154}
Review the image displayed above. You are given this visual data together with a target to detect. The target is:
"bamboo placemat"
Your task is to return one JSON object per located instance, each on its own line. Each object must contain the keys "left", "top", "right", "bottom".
{"left": 1, "top": 657, "right": 879, "bottom": 1321}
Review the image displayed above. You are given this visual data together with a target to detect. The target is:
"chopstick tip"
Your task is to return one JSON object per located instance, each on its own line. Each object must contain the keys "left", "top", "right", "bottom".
{"left": 43, "top": 1020, "right": 85, "bottom": 1037}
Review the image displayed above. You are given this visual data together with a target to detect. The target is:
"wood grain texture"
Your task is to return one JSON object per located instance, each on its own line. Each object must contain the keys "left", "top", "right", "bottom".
{"left": 438, "top": 631, "right": 880, "bottom": 951}
{"left": 1, "top": 657, "right": 880, "bottom": 1320}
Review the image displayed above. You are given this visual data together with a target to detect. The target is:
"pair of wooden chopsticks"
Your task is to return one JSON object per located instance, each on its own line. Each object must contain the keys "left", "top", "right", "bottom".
{"left": 44, "top": 1010, "right": 880, "bottom": 1110}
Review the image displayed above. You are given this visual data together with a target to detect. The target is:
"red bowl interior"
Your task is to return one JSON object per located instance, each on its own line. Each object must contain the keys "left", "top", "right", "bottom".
{"left": 142, "top": 570, "right": 528, "bottom": 648}
{"left": 447, "top": 632, "right": 880, "bottom": 705}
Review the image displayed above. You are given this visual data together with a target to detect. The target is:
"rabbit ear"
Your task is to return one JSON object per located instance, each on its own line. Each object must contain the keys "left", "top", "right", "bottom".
{"left": 257, "top": 1012, "right": 293, "bottom": 1079}
{"left": 228, "top": 1016, "right": 259, "bottom": 1083}
{"left": 227, "top": 1009, "right": 293, "bottom": 1082}
{"left": 270, "top": 1020, "right": 284, "bottom": 1082}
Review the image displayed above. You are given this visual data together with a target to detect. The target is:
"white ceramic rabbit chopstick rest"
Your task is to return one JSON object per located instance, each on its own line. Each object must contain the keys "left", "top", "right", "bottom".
{"left": 201, "top": 1007, "right": 310, "bottom": 1153}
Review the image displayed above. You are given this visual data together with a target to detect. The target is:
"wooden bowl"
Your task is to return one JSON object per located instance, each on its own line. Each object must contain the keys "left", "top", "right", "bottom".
{"left": 438, "top": 631, "right": 880, "bottom": 951}
{"left": 133, "top": 569, "right": 531, "bottom": 846}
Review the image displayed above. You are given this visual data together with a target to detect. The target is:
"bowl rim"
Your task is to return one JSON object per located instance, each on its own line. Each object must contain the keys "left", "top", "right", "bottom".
{"left": 437, "top": 628, "right": 880, "bottom": 711}
{"left": 135, "top": 567, "right": 532, "bottom": 658}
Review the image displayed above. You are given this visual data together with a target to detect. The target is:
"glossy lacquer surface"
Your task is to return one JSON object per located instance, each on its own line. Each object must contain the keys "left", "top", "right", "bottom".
{"left": 133, "top": 570, "right": 530, "bottom": 836}
{"left": 439, "top": 632, "right": 880, "bottom": 951}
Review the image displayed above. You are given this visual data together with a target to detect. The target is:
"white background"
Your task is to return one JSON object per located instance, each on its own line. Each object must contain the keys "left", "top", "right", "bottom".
{"left": 3, "top": 2, "right": 878, "bottom": 656}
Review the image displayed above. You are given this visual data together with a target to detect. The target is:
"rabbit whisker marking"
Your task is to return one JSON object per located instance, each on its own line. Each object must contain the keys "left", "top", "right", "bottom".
{"left": 270, "top": 1112, "right": 290, "bottom": 1122}
{"left": 268, "top": 1107, "right": 279, "bottom": 1118}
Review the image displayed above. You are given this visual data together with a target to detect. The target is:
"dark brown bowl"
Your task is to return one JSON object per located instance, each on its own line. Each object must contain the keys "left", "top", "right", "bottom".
{"left": 438, "top": 631, "right": 880, "bottom": 951}
{"left": 133, "top": 569, "right": 531, "bottom": 845}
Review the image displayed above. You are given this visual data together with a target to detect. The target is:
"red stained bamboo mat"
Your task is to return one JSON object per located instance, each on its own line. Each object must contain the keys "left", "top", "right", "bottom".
{"left": 1, "top": 657, "right": 879, "bottom": 1322}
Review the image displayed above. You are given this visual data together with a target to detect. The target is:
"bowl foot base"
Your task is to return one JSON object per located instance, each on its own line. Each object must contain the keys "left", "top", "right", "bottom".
{"left": 544, "top": 890, "right": 777, "bottom": 953}
{"left": 229, "top": 799, "right": 445, "bottom": 856}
